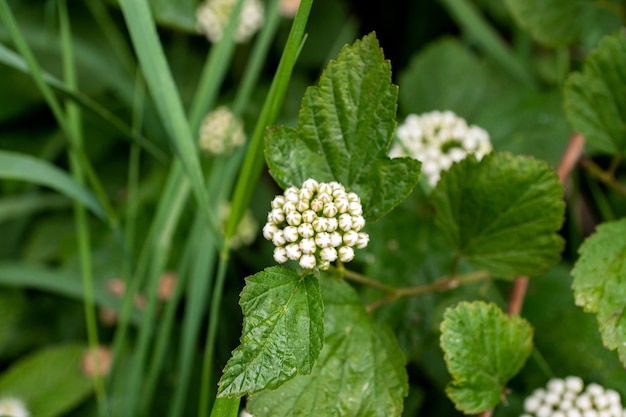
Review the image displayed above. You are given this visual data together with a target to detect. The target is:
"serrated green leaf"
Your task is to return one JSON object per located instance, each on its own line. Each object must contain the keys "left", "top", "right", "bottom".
{"left": 265, "top": 33, "right": 421, "bottom": 222}
{"left": 572, "top": 218, "right": 626, "bottom": 366}
{"left": 431, "top": 152, "right": 565, "bottom": 278}
{"left": 0, "top": 344, "right": 93, "bottom": 417}
{"left": 504, "top": 0, "right": 622, "bottom": 46}
{"left": 440, "top": 301, "right": 533, "bottom": 414}
{"left": 217, "top": 266, "right": 324, "bottom": 397}
{"left": 564, "top": 31, "right": 626, "bottom": 155}
{"left": 248, "top": 277, "right": 408, "bottom": 417}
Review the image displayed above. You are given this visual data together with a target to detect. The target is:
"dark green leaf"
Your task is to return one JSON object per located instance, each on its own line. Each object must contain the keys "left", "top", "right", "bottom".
{"left": 0, "top": 344, "right": 93, "bottom": 417}
{"left": 265, "top": 33, "right": 421, "bottom": 222}
{"left": 440, "top": 301, "right": 533, "bottom": 414}
{"left": 572, "top": 218, "right": 626, "bottom": 366}
{"left": 505, "top": 0, "right": 621, "bottom": 46}
{"left": 564, "top": 31, "right": 626, "bottom": 154}
{"left": 431, "top": 152, "right": 565, "bottom": 278}
{"left": 248, "top": 277, "right": 408, "bottom": 417}
{"left": 217, "top": 266, "right": 324, "bottom": 397}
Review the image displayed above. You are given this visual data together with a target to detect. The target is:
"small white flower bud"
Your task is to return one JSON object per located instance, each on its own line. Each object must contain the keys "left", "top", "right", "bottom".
{"left": 318, "top": 260, "right": 330, "bottom": 270}
{"left": 351, "top": 215, "right": 366, "bottom": 231}
{"left": 347, "top": 192, "right": 360, "bottom": 203}
{"left": 299, "top": 238, "right": 316, "bottom": 254}
{"left": 271, "top": 195, "right": 285, "bottom": 209}
{"left": 329, "top": 232, "right": 342, "bottom": 247}
{"left": 310, "top": 199, "right": 324, "bottom": 212}
{"left": 564, "top": 391, "right": 577, "bottom": 401}
{"left": 332, "top": 189, "right": 347, "bottom": 201}
{"left": 609, "top": 405, "right": 623, "bottom": 416}
{"left": 560, "top": 399, "right": 574, "bottom": 411}
{"left": 312, "top": 217, "right": 329, "bottom": 232}
{"left": 338, "top": 246, "right": 354, "bottom": 262}
{"left": 284, "top": 226, "right": 299, "bottom": 242}
{"left": 273, "top": 247, "right": 288, "bottom": 263}
{"left": 593, "top": 395, "right": 609, "bottom": 410}
{"left": 270, "top": 209, "right": 284, "bottom": 224}
{"left": 263, "top": 223, "right": 278, "bottom": 240}
{"left": 285, "top": 243, "right": 301, "bottom": 260}
{"left": 524, "top": 396, "right": 542, "bottom": 412}
{"left": 545, "top": 391, "right": 560, "bottom": 405}
{"left": 343, "top": 230, "right": 359, "bottom": 246}
{"left": 323, "top": 202, "right": 338, "bottom": 218}
{"left": 536, "top": 405, "right": 552, "bottom": 417}
{"left": 329, "top": 181, "right": 342, "bottom": 192}
{"left": 299, "top": 187, "right": 313, "bottom": 201}
{"left": 335, "top": 198, "right": 349, "bottom": 213}
{"left": 553, "top": 412, "right": 566, "bottom": 417}
{"left": 326, "top": 218, "right": 338, "bottom": 232}
{"left": 318, "top": 192, "right": 332, "bottom": 204}
{"left": 338, "top": 213, "right": 352, "bottom": 231}
{"left": 298, "top": 223, "right": 314, "bottom": 238}
{"left": 348, "top": 201, "right": 363, "bottom": 216}
{"left": 583, "top": 410, "right": 598, "bottom": 417}
{"left": 566, "top": 377, "right": 584, "bottom": 393}
{"left": 272, "top": 230, "right": 286, "bottom": 247}
{"left": 315, "top": 232, "right": 331, "bottom": 248}
{"left": 282, "top": 201, "right": 297, "bottom": 214}
{"left": 605, "top": 390, "right": 620, "bottom": 405}
{"left": 302, "top": 210, "right": 316, "bottom": 224}
{"left": 302, "top": 178, "right": 318, "bottom": 191}
{"left": 598, "top": 411, "right": 611, "bottom": 417}
{"left": 319, "top": 247, "right": 337, "bottom": 262}
{"left": 568, "top": 409, "right": 583, "bottom": 417}
{"left": 577, "top": 394, "right": 593, "bottom": 410}
{"left": 296, "top": 199, "right": 310, "bottom": 212}
{"left": 356, "top": 232, "right": 369, "bottom": 249}
{"left": 548, "top": 379, "right": 566, "bottom": 395}
{"left": 286, "top": 210, "right": 302, "bottom": 226}
{"left": 299, "top": 254, "right": 316, "bottom": 269}
{"left": 284, "top": 187, "right": 299, "bottom": 202}
{"left": 588, "top": 384, "right": 605, "bottom": 397}
{"left": 318, "top": 183, "right": 332, "bottom": 195}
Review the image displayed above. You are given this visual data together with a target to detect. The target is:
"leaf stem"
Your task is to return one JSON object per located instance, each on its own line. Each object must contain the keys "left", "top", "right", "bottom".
{"left": 341, "top": 268, "right": 397, "bottom": 293}
{"left": 580, "top": 156, "right": 626, "bottom": 197}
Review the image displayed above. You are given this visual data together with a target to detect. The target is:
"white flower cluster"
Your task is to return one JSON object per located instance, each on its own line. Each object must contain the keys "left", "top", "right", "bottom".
{"left": 198, "top": 106, "right": 246, "bottom": 155}
{"left": 196, "top": 0, "right": 264, "bottom": 43}
{"left": 389, "top": 110, "right": 492, "bottom": 186}
{"left": 521, "top": 376, "right": 626, "bottom": 417}
{"left": 0, "top": 398, "right": 30, "bottom": 417}
{"left": 263, "top": 179, "right": 369, "bottom": 270}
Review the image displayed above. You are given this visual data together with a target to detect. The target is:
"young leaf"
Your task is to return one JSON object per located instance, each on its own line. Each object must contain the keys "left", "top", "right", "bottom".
{"left": 440, "top": 301, "right": 533, "bottom": 414}
{"left": 564, "top": 31, "right": 626, "bottom": 154}
{"left": 431, "top": 152, "right": 565, "bottom": 278}
{"left": 505, "top": 0, "right": 621, "bottom": 47}
{"left": 265, "top": 32, "right": 421, "bottom": 222}
{"left": 572, "top": 218, "right": 626, "bottom": 366}
{"left": 217, "top": 266, "right": 324, "bottom": 397}
{"left": 247, "top": 277, "right": 408, "bottom": 417}
{"left": 0, "top": 344, "right": 93, "bottom": 417}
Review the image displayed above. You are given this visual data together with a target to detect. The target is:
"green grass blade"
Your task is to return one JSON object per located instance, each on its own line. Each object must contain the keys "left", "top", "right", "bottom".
{"left": 117, "top": 0, "right": 222, "bottom": 248}
{"left": 0, "top": 193, "right": 69, "bottom": 223}
{"left": 0, "top": 150, "right": 105, "bottom": 219}
{"left": 439, "top": 0, "right": 536, "bottom": 87}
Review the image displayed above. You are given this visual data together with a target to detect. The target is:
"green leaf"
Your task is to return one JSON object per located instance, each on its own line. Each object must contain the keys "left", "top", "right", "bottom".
{"left": 431, "top": 152, "right": 565, "bottom": 278}
{"left": 440, "top": 301, "right": 533, "bottom": 414}
{"left": 564, "top": 31, "right": 626, "bottom": 155}
{"left": 0, "top": 150, "right": 105, "bottom": 219}
{"left": 504, "top": 0, "right": 622, "bottom": 47}
{"left": 265, "top": 33, "right": 421, "bottom": 222}
{"left": 248, "top": 277, "right": 408, "bottom": 417}
{"left": 572, "top": 218, "right": 626, "bottom": 366}
{"left": 0, "top": 344, "right": 93, "bottom": 417}
{"left": 217, "top": 266, "right": 324, "bottom": 397}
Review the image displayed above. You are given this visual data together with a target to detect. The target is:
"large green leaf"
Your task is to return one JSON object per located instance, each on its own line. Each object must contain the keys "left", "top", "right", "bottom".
{"left": 572, "top": 218, "right": 626, "bottom": 366}
{"left": 248, "top": 277, "right": 408, "bottom": 417}
{"left": 440, "top": 301, "right": 533, "bottom": 414}
{"left": 217, "top": 266, "right": 324, "bottom": 397}
{"left": 0, "top": 344, "right": 93, "bottom": 417}
{"left": 564, "top": 31, "right": 626, "bottom": 155}
{"left": 265, "top": 33, "right": 421, "bottom": 222}
{"left": 0, "top": 151, "right": 105, "bottom": 219}
{"left": 504, "top": 0, "right": 622, "bottom": 47}
{"left": 431, "top": 152, "right": 565, "bottom": 278}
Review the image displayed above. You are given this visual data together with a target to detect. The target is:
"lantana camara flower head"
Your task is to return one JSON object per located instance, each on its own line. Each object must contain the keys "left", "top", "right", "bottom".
{"left": 389, "top": 110, "right": 492, "bottom": 186}
{"left": 520, "top": 376, "right": 626, "bottom": 417}
{"left": 263, "top": 179, "right": 369, "bottom": 270}
{"left": 196, "top": 0, "right": 264, "bottom": 43}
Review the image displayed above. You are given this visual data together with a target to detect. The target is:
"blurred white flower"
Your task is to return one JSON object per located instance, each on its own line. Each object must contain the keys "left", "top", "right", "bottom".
{"left": 219, "top": 203, "right": 259, "bottom": 249}
{"left": 196, "top": 0, "right": 264, "bottom": 43}
{"left": 264, "top": 179, "right": 368, "bottom": 270}
{"left": 0, "top": 398, "right": 30, "bottom": 417}
{"left": 520, "top": 376, "right": 626, "bottom": 417}
{"left": 389, "top": 110, "right": 492, "bottom": 186}
{"left": 198, "top": 106, "right": 246, "bottom": 155}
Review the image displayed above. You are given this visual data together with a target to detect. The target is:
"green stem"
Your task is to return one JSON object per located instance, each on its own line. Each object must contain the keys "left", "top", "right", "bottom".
{"left": 580, "top": 156, "right": 626, "bottom": 197}
{"left": 58, "top": 1, "right": 108, "bottom": 415}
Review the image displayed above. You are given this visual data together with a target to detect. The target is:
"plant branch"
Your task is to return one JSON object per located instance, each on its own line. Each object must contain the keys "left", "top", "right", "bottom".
{"left": 580, "top": 156, "right": 626, "bottom": 197}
